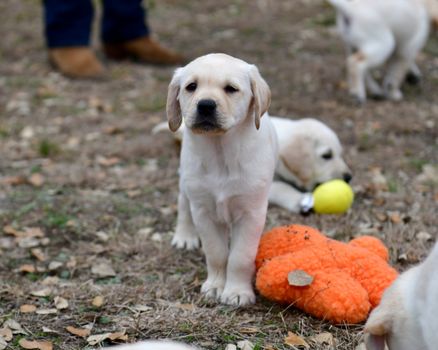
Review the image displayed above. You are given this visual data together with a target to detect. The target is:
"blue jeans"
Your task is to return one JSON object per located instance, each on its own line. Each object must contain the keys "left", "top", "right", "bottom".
{"left": 43, "top": 0, "right": 150, "bottom": 48}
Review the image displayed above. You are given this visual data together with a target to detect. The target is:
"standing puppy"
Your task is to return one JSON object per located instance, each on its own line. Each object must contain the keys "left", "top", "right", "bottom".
{"left": 328, "top": 0, "right": 436, "bottom": 103}
{"left": 167, "top": 53, "right": 278, "bottom": 306}
{"left": 365, "top": 243, "right": 438, "bottom": 350}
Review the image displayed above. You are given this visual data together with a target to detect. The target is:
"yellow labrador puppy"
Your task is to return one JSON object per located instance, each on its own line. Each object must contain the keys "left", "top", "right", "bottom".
{"left": 269, "top": 117, "right": 351, "bottom": 212}
{"left": 365, "top": 243, "right": 438, "bottom": 350}
{"left": 167, "top": 53, "right": 278, "bottom": 306}
{"left": 328, "top": 0, "right": 438, "bottom": 103}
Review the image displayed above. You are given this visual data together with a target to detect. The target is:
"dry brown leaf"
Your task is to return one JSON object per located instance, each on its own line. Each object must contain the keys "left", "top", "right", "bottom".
{"left": 18, "top": 339, "right": 53, "bottom": 350}
{"left": 20, "top": 304, "right": 37, "bottom": 313}
{"left": 66, "top": 326, "right": 91, "bottom": 338}
{"left": 97, "top": 156, "right": 121, "bottom": 167}
{"left": 30, "top": 248, "right": 46, "bottom": 262}
{"left": 24, "top": 228, "right": 45, "bottom": 238}
{"left": 236, "top": 340, "right": 254, "bottom": 350}
{"left": 36, "top": 308, "right": 57, "bottom": 315}
{"left": 28, "top": 174, "right": 45, "bottom": 187}
{"left": 86, "top": 333, "right": 111, "bottom": 346}
{"left": 1, "top": 175, "right": 27, "bottom": 186}
{"left": 54, "top": 296, "right": 68, "bottom": 310}
{"left": 288, "top": 270, "right": 314, "bottom": 287}
{"left": 239, "top": 327, "right": 260, "bottom": 334}
{"left": 284, "top": 332, "right": 309, "bottom": 349}
{"left": 92, "top": 296, "right": 104, "bottom": 307}
{"left": 3, "top": 319, "right": 26, "bottom": 335}
{"left": 19, "top": 264, "right": 36, "bottom": 273}
{"left": 3, "top": 225, "right": 25, "bottom": 237}
{"left": 30, "top": 288, "right": 52, "bottom": 297}
{"left": 41, "top": 276, "right": 59, "bottom": 286}
{"left": 108, "top": 331, "right": 128, "bottom": 341}
{"left": 0, "top": 337, "right": 7, "bottom": 350}
{"left": 389, "top": 212, "right": 402, "bottom": 224}
{"left": 18, "top": 237, "right": 40, "bottom": 248}
{"left": 309, "top": 332, "right": 336, "bottom": 347}
{"left": 0, "top": 328, "right": 12, "bottom": 341}
{"left": 48, "top": 261, "right": 63, "bottom": 271}
{"left": 132, "top": 304, "right": 151, "bottom": 312}
{"left": 91, "top": 262, "right": 116, "bottom": 277}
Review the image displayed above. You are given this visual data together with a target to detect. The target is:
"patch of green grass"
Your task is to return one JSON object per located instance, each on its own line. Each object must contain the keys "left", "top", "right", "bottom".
{"left": 310, "top": 12, "right": 336, "bottom": 27}
{"left": 387, "top": 178, "right": 398, "bottom": 193}
{"left": 38, "top": 139, "right": 60, "bottom": 158}
{"left": 134, "top": 95, "right": 166, "bottom": 113}
{"left": 43, "top": 208, "right": 72, "bottom": 228}
{"left": 408, "top": 158, "right": 428, "bottom": 172}
{"left": 97, "top": 316, "right": 112, "bottom": 324}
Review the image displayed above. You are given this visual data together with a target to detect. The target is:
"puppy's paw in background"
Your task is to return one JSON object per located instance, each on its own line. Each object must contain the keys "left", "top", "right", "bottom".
{"left": 201, "top": 278, "right": 225, "bottom": 300}
{"left": 220, "top": 286, "right": 256, "bottom": 306}
{"left": 171, "top": 230, "right": 200, "bottom": 250}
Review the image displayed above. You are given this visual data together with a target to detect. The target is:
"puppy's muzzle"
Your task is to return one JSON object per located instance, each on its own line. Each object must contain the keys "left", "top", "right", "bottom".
{"left": 193, "top": 99, "right": 221, "bottom": 132}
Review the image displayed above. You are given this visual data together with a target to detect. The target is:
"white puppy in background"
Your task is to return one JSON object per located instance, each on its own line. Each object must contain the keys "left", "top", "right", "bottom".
{"left": 364, "top": 243, "right": 438, "bottom": 350}
{"left": 328, "top": 0, "right": 438, "bottom": 103}
{"left": 167, "top": 53, "right": 278, "bottom": 306}
{"left": 269, "top": 117, "right": 351, "bottom": 213}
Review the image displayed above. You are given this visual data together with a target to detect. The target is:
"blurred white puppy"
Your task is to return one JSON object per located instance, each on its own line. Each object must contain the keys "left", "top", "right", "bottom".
{"left": 365, "top": 243, "right": 438, "bottom": 350}
{"left": 108, "top": 341, "right": 197, "bottom": 350}
{"left": 328, "top": 0, "right": 438, "bottom": 103}
{"left": 269, "top": 117, "right": 351, "bottom": 212}
{"left": 153, "top": 117, "right": 351, "bottom": 214}
{"left": 166, "top": 53, "right": 278, "bottom": 306}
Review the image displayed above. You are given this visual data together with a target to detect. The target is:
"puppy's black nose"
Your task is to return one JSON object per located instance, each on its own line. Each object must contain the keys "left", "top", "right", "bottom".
{"left": 343, "top": 172, "right": 353, "bottom": 183}
{"left": 197, "top": 99, "right": 217, "bottom": 117}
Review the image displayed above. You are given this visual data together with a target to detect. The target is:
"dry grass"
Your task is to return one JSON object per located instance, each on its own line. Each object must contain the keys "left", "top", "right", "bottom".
{"left": 0, "top": 0, "right": 437, "bottom": 349}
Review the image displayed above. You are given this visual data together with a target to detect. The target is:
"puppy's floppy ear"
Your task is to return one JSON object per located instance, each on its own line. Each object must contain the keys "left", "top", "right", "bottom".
{"left": 166, "top": 68, "right": 183, "bottom": 132}
{"left": 364, "top": 305, "right": 393, "bottom": 350}
{"left": 280, "top": 135, "right": 315, "bottom": 189}
{"left": 249, "top": 65, "right": 271, "bottom": 129}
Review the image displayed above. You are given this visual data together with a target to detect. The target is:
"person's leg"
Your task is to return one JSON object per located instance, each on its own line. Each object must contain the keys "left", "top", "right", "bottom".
{"left": 101, "top": 0, "right": 149, "bottom": 44}
{"left": 102, "top": 0, "right": 184, "bottom": 65}
{"left": 42, "top": 0, "right": 105, "bottom": 78}
{"left": 43, "top": 0, "right": 93, "bottom": 47}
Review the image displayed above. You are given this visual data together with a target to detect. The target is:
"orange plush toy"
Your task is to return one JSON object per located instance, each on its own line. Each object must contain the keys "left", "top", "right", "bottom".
{"left": 255, "top": 225, "right": 398, "bottom": 324}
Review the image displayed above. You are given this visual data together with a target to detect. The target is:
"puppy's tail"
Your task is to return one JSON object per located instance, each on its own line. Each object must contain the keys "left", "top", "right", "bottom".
{"left": 326, "top": 0, "right": 354, "bottom": 16}
{"left": 152, "top": 121, "right": 184, "bottom": 142}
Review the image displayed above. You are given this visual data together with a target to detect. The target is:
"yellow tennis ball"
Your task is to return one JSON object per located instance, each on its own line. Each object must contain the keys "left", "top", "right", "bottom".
{"left": 313, "top": 179, "right": 354, "bottom": 214}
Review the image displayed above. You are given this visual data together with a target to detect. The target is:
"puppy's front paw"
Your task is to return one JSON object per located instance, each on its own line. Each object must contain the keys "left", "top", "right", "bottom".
{"left": 201, "top": 279, "right": 225, "bottom": 300}
{"left": 348, "top": 92, "right": 366, "bottom": 106}
{"left": 220, "top": 287, "right": 255, "bottom": 306}
{"left": 386, "top": 89, "right": 403, "bottom": 102}
{"left": 171, "top": 230, "right": 200, "bottom": 250}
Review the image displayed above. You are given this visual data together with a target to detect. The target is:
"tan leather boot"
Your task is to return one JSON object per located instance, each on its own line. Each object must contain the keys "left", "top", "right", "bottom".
{"left": 104, "top": 36, "right": 185, "bottom": 65}
{"left": 49, "top": 47, "right": 105, "bottom": 79}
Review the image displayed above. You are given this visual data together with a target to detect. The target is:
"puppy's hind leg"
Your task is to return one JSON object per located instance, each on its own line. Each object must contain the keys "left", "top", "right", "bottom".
{"left": 172, "top": 192, "right": 200, "bottom": 250}
{"left": 347, "top": 32, "right": 394, "bottom": 104}
{"left": 365, "top": 73, "right": 384, "bottom": 100}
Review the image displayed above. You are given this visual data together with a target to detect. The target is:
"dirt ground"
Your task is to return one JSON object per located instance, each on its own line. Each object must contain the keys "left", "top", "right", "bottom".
{"left": 1, "top": 0, "right": 437, "bottom": 349}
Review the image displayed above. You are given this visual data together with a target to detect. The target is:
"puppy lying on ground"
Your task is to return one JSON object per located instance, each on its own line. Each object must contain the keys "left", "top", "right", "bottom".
{"left": 269, "top": 117, "right": 351, "bottom": 212}
{"left": 167, "top": 53, "right": 278, "bottom": 306}
{"left": 365, "top": 243, "right": 438, "bottom": 350}
{"left": 328, "top": 0, "right": 438, "bottom": 103}
{"left": 154, "top": 116, "right": 351, "bottom": 214}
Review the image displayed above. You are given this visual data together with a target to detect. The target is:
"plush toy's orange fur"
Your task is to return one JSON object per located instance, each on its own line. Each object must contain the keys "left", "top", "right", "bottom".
{"left": 255, "top": 225, "right": 398, "bottom": 324}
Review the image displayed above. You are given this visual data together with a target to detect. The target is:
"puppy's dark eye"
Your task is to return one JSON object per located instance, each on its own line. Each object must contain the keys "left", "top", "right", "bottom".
{"left": 224, "top": 85, "right": 239, "bottom": 94}
{"left": 322, "top": 151, "right": 333, "bottom": 160}
{"left": 186, "top": 82, "right": 197, "bottom": 92}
